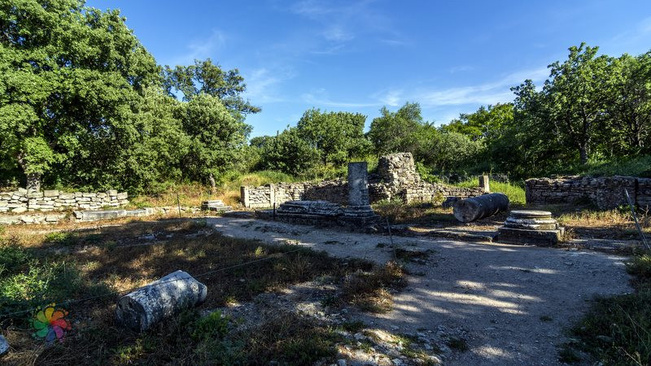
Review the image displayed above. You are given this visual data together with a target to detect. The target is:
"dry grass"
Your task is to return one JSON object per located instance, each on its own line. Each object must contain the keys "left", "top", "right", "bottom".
{"left": 544, "top": 204, "right": 651, "bottom": 240}
{"left": 373, "top": 201, "right": 458, "bottom": 227}
{"left": 341, "top": 261, "right": 407, "bottom": 313}
{"left": 0, "top": 217, "right": 398, "bottom": 365}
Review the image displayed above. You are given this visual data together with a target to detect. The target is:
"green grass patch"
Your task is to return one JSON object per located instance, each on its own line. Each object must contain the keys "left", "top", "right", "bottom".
{"left": 562, "top": 253, "right": 651, "bottom": 365}
{"left": 583, "top": 155, "right": 651, "bottom": 178}
{"left": 454, "top": 179, "right": 526, "bottom": 205}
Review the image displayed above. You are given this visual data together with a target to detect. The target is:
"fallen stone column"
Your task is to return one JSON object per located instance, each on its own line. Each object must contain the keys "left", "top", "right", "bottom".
{"left": 116, "top": 270, "right": 207, "bottom": 332}
{"left": 453, "top": 193, "right": 509, "bottom": 223}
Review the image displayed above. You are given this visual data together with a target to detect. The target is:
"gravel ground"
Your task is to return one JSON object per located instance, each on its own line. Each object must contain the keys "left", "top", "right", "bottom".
{"left": 208, "top": 217, "right": 632, "bottom": 365}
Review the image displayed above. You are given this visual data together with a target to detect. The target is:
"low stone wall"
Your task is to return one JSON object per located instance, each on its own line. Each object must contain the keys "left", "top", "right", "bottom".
{"left": 525, "top": 176, "right": 651, "bottom": 210}
{"left": 241, "top": 153, "right": 484, "bottom": 208}
{"left": 0, "top": 188, "right": 128, "bottom": 213}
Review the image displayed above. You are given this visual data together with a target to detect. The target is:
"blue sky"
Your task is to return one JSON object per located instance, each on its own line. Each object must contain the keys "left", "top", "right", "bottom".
{"left": 86, "top": 0, "right": 651, "bottom": 137}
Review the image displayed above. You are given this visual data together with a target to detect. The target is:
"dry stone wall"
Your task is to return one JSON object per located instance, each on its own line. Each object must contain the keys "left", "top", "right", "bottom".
{"left": 526, "top": 176, "right": 651, "bottom": 210}
{"left": 241, "top": 153, "right": 484, "bottom": 208}
{"left": 0, "top": 188, "right": 128, "bottom": 214}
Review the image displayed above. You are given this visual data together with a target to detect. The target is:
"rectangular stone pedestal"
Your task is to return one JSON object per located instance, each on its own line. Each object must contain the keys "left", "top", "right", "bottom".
{"left": 497, "top": 227, "right": 565, "bottom": 246}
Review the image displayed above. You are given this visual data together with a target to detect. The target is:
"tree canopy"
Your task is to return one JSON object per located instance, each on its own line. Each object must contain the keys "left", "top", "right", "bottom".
{"left": 0, "top": 0, "right": 256, "bottom": 192}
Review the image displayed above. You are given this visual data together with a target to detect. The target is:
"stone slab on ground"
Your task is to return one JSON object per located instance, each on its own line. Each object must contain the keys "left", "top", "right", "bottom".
{"left": 201, "top": 200, "right": 232, "bottom": 212}
{"left": 74, "top": 208, "right": 154, "bottom": 221}
{"left": 400, "top": 226, "right": 498, "bottom": 243}
{"left": 498, "top": 226, "right": 564, "bottom": 246}
{"left": 566, "top": 238, "right": 643, "bottom": 253}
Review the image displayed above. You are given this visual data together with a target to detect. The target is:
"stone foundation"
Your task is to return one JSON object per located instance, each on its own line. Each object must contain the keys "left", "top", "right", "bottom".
{"left": 0, "top": 188, "right": 128, "bottom": 213}
{"left": 241, "top": 153, "right": 484, "bottom": 208}
{"left": 526, "top": 176, "right": 651, "bottom": 210}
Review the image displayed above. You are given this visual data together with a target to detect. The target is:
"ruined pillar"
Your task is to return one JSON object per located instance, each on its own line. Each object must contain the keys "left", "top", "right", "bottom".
{"left": 348, "top": 162, "right": 370, "bottom": 207}
{"left": 341, "top": 162, "right": 379, "bottom": 228}
{"left": 479, "top": 175, "right": 490, "bottom": 193}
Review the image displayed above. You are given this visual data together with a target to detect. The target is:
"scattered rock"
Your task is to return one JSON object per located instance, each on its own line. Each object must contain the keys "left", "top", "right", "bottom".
{"left": 0, "top": 335, "right": 8, "bottom": 356}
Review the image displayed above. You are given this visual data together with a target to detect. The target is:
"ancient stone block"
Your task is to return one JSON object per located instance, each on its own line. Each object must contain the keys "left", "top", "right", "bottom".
{"left": 115, "top": 270, "right": 207, "bottom": 332}
{"left": 43, "top": 190, "right": 59, "bottom": 197}
{"left": 498, "top": 210, "right": 564, "bottom": 246}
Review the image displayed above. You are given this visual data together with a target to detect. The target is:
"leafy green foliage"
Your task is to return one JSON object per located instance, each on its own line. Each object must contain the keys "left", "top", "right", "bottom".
{"left": 368, "top": 102, "right": 431, "bottom": 156}
{"left": 255, "top": 127, "right": 321, "bottom": 176}
{"left": 297, "top": 108, "right": 370, "bottom": 164}
{"left": 163, "top": 58, "right": 260, "bottom": 120}
{"left": 0, "top": 1, "right": 258, "bottom": 193}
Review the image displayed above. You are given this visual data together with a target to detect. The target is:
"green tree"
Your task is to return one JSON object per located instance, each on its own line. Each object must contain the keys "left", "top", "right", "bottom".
{"left": 296, "top": 108, "right": 369, "bottom": 165}
{"left": 163, "top": 59, "right": 260, "bottom": 121}
{"left": 0, "top": 0, "right": 160, "bottom": 190}
{"left": 177, "top": 94, "right": 252, "bottom": 182}
{"left": 368, "top": 102, "right": 428, "bottom": 156}
{"left": 421, "top": 131, "right": 483, "bottom": 172}
{"left": 443, "top": 103, "right": 514, "bottom": 142}
{"left": 256, "top": 128, "right": 320, "bottom": 176}
{"left": 544, "top": 43, "right": 613, "bottom": 164}
{"left": 606, "top": 52, "right": 651, "bottom": 156}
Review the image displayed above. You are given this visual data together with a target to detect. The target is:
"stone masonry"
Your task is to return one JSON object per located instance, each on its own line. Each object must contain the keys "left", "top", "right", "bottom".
{"left": 241, "top": 152, "right": 484, "bottom": 208}
{"left": 0, "top": 189, "right": 129, "bottom": 213}
{"left": 526, "top": 176, "right": 651, "bottom": 210}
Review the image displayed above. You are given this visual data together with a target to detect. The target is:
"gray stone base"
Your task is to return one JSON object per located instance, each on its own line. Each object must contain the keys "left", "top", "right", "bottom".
{"left": 497, "top": 227, "right": 565, "bottom": 246}
{"left": 201, "top": 200, "right": 232, "bottom": 212}
{"left": 73, "top": 208, "right": 154, "bottom": 221}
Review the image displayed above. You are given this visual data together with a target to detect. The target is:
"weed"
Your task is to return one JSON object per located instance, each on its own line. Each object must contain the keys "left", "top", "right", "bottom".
{"left": 627, "top": 254, "right": 651, "bottom": 281}
{"left": 342, "top": 261, "right": 406, "bottom": 313}
{"left": 43, "top": 231, "right": 78, "bottom": 246}
{"left": 340, "top": 320, "right": 365, "bottom": 333}
{"left": 0, "top": 238, "right": 31, "bottom": 276}
{"left": 395, "top": 247, "right": 432, "bottom": 262}
{"left": 253, "top": 245, "right": 266, "bottom": 257}
{"left": 564, "top": 252, "right": 651, "bottom": 366}
{"left": 192, "top": 311, "right": 229, "bottom": 340}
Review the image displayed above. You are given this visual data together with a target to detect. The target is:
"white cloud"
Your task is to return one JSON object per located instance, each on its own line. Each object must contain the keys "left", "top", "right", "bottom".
{"left": 417, "top": 67, "right": 548, "bottom": 107}
{"left": 302, "top": 91, "right": 379, "bottom": 109}
{"left": 289, "top": 0, "right": 395, "bottom": 49}
{"left": 374, "top": 89, "right": 403, "bottom": 107}
{"left": 605, "top": 16, "right": 651, "bottom": 55}
{"left": 243, "top": 67, "right": 296, "bottom": 103}
{"left": 167, "top": 30, "right": 227, "bottom": 66}
{"left": 449, "top": 65, "right": 475, "bottom": 74}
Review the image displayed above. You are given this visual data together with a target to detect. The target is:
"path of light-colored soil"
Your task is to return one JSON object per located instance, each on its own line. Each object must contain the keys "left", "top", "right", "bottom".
{"left": 208, "top": 217, "right": 631, "bottom": 366}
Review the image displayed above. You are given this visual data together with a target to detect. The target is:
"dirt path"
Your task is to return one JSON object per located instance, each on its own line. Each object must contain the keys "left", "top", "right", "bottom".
{"left": 208, "top": 217, "right": 631, "bottom": 365}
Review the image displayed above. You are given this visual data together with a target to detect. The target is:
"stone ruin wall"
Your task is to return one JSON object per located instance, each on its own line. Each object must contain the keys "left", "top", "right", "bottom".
{"left": 241, "top": 153, "right": 484, "bottom": 208}
{"left": 526, "top": 176, "right": 651, "bottom": 210}
{"left": 0, "top": 188, "right": 129, "bottom": 214}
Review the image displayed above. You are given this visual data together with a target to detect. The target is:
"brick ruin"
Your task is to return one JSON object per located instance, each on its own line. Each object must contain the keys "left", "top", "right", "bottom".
{"left": 241, "top": 152, "right": 484, "bottom": 209}
{"left": 526, "top": 176, "right": 651, "bottom": 210}
{"left": 0, "top": 189, "right": 129, "bottom": 214}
